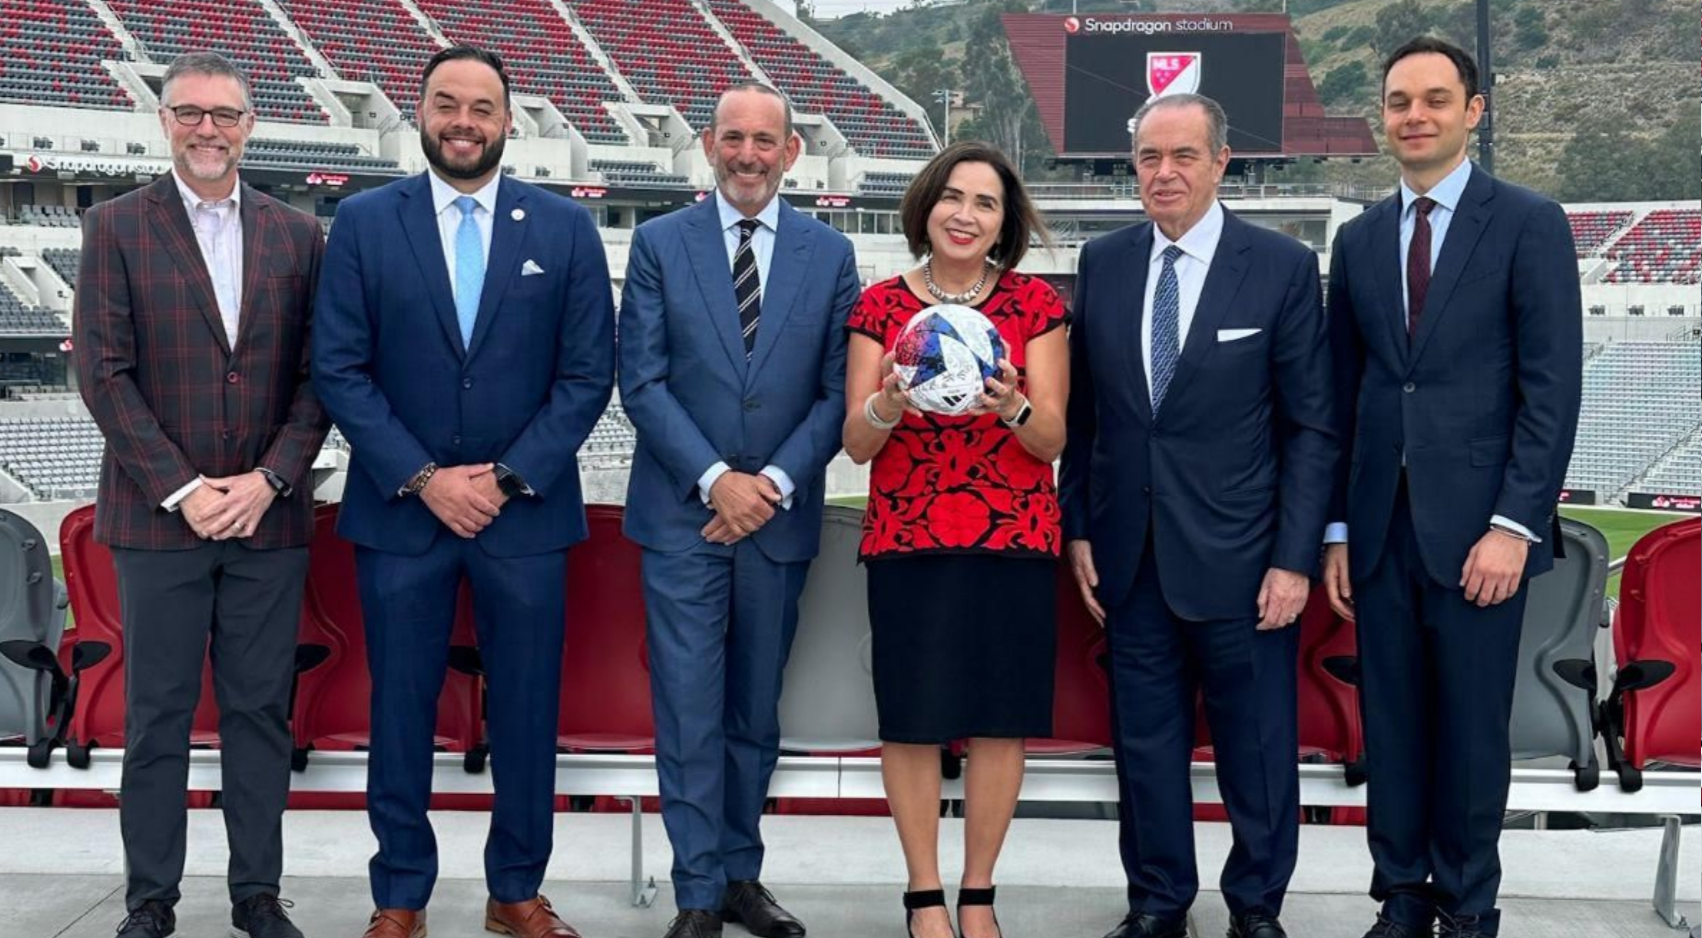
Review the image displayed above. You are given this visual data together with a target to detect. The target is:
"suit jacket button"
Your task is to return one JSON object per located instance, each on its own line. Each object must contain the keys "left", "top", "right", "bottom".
{"left": 1142, "top": 485, "right": 1152, "bottom": 495}
{"left": 743, "top": 398, "right": 759, "bottom": 412}
{"left": 226, "top": 372, "right": 240, "bottom": 384}
{"left": 452, "top": 435, "right": 462, "bottom": 446}
{"left": 462, "top": 377, "right": 474, "bottom": 390}
{"left": 1402, "top": 382, "right": 1416, "bottom": 393}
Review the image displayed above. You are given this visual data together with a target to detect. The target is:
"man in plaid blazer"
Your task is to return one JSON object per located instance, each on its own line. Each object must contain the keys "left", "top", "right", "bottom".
{"left": 73, "top": 52, "right": 326, "bottom": 938}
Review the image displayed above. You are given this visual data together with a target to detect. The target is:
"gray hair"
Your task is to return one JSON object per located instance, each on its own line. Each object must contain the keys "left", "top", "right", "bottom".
{"left": 710, "top": 82, "right": 795, "bottom": 139}
{"left": 1128, "top": 92, "right": 1229, "bottom": 155}
{"left": 161, "top": 52, "right": 253, "bottom": 112}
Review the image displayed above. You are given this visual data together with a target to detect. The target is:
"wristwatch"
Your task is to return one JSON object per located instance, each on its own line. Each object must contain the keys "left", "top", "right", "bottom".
{"left": 257, "top": 467, "right": 291, "bottom": 497}
{"left": 493, "top": 464, "right": 533, "bottom": 498}
{"left": 1001, "top": 397, "right": 1033, "bottom": 429}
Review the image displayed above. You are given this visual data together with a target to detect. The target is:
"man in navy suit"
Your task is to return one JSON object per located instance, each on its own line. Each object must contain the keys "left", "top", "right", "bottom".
{"left": 1322, "top": 38, "right": 1581, "bottom": 938}
{"left": 1059, "top": 93, "right": 1338, "bottom": 938}
{"left": 312, "top": 46, "right": 614, "bottom": 938}
{"left": 619, "top": 83, "right": 858, "bottom": 938}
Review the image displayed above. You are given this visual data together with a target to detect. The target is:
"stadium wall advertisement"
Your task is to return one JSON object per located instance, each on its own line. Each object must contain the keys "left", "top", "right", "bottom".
{"left": 1627, "top": 493, "right": 1702, "bottom": 513}
{"left": 1557, "top": 489, "right": 1600, "bottom": 506}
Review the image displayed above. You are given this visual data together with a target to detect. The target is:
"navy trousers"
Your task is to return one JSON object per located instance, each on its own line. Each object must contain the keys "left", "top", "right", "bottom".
{"left": 1355, "top": 482, "right": 1526, "bottom": 936}
{"left": 1105, "top": 538, "right": 1299, "bottom": 920}
{"left": 356, "top": 537, "right": 567, "bottom": 910}
{"left": 641, "top": 540, "right": 810, "bottom": 911}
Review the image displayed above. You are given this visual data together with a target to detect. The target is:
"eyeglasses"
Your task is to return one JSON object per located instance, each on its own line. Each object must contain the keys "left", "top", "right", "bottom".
{"left": 166, "top": 105, "right": 247, "bottom": 128}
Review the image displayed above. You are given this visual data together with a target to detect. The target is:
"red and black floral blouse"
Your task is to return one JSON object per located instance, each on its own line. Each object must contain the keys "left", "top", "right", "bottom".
{"left": 847, "top": 270, "right": 1068, "bottom": 560}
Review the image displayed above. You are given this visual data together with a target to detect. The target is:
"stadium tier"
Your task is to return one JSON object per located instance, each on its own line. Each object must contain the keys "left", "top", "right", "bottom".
{"left": 571, "top": 0, "right": 757, "bottom": 132}
{"left": 0, "top": 0, "right": 132, "bottom": 111}
{"left": 104, "top": 0, "right": 326, "bottom": 124}
{"left": 1604, "top": 209, "right": 1701, "bottom": 284}
{"left": 589, "top": 158, "right": 685, "bottom": 187}
{"left": 1565, "top": 341, "right": 1702, "bottom": 496}
{"left": 1567, "top": 210, "right": 1634, "bottom": 259}
{"left": 0, "top": 279, "right": 65, "bottom": 336}
{"left": 705, "top": 0, "right": 934, "bottom": 160}
{"left": 1638, "top": 432, "right": 1702, "bottom": 496}
{"left": 0, "top": 416, "right": 100, "bottom": 498}
{"left": 7, "top": 204, "right": 79, "bottom": 228}
{"left": 857, "top": 170, "right": 914, "bottom": 198}
{"left": 40, "top": 248, "right": 79, "bottom": 286}
{"left": 275, "top": 0, "right": 441, "bottom": 120}
{"left": 244, "top": 138, "right": 399, "bottom": 171}
{"left": 419, "top": 0, "right": 630, "bottom": 144}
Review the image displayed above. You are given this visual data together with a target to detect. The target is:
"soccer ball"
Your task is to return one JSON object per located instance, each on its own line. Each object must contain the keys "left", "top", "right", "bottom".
{"left": 892, "top": 304, "right": 1006, "bottom": 416}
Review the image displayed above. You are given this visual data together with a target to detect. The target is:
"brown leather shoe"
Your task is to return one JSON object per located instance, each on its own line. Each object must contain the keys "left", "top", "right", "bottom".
{"left": 485, "top": 895, "right": 583, "bottom": 938}
{"left": 362, "top": 908, "right": 426, "bottom": 938}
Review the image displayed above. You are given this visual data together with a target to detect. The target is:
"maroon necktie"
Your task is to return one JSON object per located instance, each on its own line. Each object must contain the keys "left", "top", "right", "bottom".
{"left": 1406, "top": 196, "right": 1437, "bottom": 339}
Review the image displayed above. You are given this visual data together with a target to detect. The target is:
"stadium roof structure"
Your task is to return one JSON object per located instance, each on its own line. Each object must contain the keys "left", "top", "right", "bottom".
{"left": 1002, "top": 12, "right": 1377, "bottom": 163}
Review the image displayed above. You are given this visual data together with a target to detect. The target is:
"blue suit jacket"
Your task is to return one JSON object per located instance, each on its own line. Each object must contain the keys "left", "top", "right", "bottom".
{"left": 618, "top": 196, "right": 858, "bottom": 563}
{"left": 1327, "top": 166, "right": 1581, "bottom": 585}
{"left": 1059, "top": 208, "right": 1339, "bottom": 621}
{"left": 311, "top": 173, "right": 616, "bottom": 557}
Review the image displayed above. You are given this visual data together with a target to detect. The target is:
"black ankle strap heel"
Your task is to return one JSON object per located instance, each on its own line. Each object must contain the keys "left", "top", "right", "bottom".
{"left": 904, "top": 889, "right": 948, "bottom": 938}
{"left": 957, "top": 886, "right": 1001, "bottom": 938}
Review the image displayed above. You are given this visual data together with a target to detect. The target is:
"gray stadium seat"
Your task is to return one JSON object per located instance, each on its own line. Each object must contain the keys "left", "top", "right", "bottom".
{"left": 1509, "top": 517, "right": 1610, "bottom": 791}
{"left": 0, "top": 508, "right": 69, "bottom": 766}
{"left": 776, "top": 504, "right": 880, "bottom": 752}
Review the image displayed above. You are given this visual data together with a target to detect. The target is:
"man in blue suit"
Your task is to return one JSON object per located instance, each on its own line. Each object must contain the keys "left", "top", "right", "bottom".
{"left": 312, "top": 46, "right": 614, "bottom": 938}
{"left": 1322, "top": 38, "right": 1581, "bottom": 938}
{"left": 619, "top": 83, "right": 858, "bottom": 938}
{"left": 1059, "top": 93, "right": 1338, "bottom": 938}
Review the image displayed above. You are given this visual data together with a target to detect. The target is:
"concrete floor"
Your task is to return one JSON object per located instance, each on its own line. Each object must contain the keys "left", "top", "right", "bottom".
{"left": 1, "top": 810, "right": 1696, "bottom": 938}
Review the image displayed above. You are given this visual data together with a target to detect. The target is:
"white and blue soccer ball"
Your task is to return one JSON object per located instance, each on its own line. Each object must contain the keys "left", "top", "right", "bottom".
{"left": 892, "top": 304, "right": 1006, "bottom": 416}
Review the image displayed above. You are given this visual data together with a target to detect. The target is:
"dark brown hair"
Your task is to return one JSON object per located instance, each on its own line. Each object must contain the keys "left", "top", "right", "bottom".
{"left": 1382, "top": 35, "right": 1479, "bottom": 101}
{"left": 898, "top": 141, "right": 1050, "bottom": 269}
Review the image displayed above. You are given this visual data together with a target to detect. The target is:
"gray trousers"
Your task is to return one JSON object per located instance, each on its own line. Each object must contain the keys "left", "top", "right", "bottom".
{"left": 112, "top": 541, "right": 308, "bottom": 910}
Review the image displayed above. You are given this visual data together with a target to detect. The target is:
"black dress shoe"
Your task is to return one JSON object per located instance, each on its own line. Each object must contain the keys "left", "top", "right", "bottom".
{"left": 232, "top": 893, "right": 304, "bottom": 938}
{"left": 115, "top": 901, "right": 175, "bottom": 938}
{"left": 722, "top": 880, "right": 805, "bottom": 938}
{"left": 665, "top": 910, "right": 724, "bottom": 938}
{"left": 1437, "top": 913, "right": 1486, "bottom": 938}
{"left": 1227, "top": 913, "right": 1286, "bottom": 938}
{"left": 1103, "top": 912, "right": 1189, "bottom": 938}
{"left": 1362, "top": 912, "right": 1430, "bottom": 938}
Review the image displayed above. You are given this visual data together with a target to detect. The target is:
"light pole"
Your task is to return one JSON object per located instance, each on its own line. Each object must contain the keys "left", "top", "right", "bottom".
{"left": 1477, "top": 0, "right": 1495, "bottom": 175}
{"left": 933, "top": 87, "right": 953, "bottom": 148}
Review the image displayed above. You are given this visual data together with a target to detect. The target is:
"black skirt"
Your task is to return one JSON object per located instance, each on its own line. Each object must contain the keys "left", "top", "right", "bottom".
{"left": 866, "top": 553, "right": 1056, "bottom": 744}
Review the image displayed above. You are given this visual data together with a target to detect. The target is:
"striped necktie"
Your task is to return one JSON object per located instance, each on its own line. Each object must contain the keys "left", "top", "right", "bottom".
{"left": 1149, "top": 244, "right": 1184, "bottom": 415}
{"left": 733, "top": 218, "right": 762, "bottom": 357}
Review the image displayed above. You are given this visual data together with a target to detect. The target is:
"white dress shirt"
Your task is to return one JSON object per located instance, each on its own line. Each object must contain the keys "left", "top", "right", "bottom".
{"left": 428, "top": 169, "right": 499, "bottom": 301}
{"left": 1323, "top": 159, "right": 1536, "bottom": 545}
{"left": 163, "top": 172, "right": 245, "bottom": 511}
{"left": 696, "top": 191, "right": 795, "bottom": 510}
{"left": 1141, "top": 200, "right": 1225, "bottom": 406}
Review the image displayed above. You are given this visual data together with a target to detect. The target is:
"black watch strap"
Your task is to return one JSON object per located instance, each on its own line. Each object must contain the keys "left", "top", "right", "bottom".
{"left": 257, "top": 468, "right": 292, "bottom": 497}
{"left": 494, "top": 464, "right": 532, "bottom": 498}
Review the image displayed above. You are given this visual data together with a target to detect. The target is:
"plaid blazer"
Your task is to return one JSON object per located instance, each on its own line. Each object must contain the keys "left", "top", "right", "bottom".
{"left": 74, "top": 172, "right": 329, "bottom": 550}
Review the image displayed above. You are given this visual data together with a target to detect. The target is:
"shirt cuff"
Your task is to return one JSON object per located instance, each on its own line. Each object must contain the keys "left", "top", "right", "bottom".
{"left": 162, "top": 477, "right": 203, "bottom": 512}
{"left": 697, "top": 461, "right": 731, "bottom": 507}
{"left": 1491, "top": 514, "right": 1541, "bottom": 543}
{"left": 1323, "top": 522, "right": 1348, "bottom": 545}
{"left": 760, "top": 465, "right": 795, "bottom": 510}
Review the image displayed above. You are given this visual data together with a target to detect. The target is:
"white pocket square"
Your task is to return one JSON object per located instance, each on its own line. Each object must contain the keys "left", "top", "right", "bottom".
{"left": 1217, "top": 328, "right": 1261, "bottom": 342}
{"left": 521, "top": 259, "right": 546, "bottom": 276}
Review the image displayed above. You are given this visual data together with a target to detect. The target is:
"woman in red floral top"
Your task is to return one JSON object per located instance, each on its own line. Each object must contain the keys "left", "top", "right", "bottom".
{"left": 842, "top": 141, "right": 1068, "bottom": 938}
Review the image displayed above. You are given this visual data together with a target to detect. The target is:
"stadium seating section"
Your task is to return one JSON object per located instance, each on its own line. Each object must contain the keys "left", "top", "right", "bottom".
{"left": 1637, "top": 432, "right": 1701, "bottom": 496}
{"left": 0, "top": 281, "right": 66, "bottom": 336}
{"left": 705, "top": 0, "right": 935, "bottom": 159}
{"left": 276, "top": 0, "right": 441, "bottom": 119}
{"left": 0, "top": 0, "right": 132, "bottom": 110}
{"left": 244, "top": 137, "right": 399, "bottom": 171}
{"left": 0, "top": 417, "right": 100, "bottom": 499}
{"left": 9, "top": 205, "right": 80, "bottom": 229}
{"left": 105, "top": 0, "right": 325, "bottom": 123}
{"left": 857, "top": 171, "right": 914, "bottom": 198}
{"left": 1566, "top": 210, "right": 1633, "bottom": 258}
{"left": 1565, "top": 341, "right": 1702, "bottom": 495}
{"left": 582, "top": 400, "right": 637, "bottom": 466}
{"left": 1604, "top": 209, "right": 1701, "bottom": 284}
{"left": 40, "top": 248, "right": 80, "bottom": 287}
{"left": 419, "top": 0, "right": 630, "bottom": 144}
{"left": 571, "top": 0, "right": 756, "bottom": 132}
{"left": 590, "top": 158, "right": 685, "bottom": 187}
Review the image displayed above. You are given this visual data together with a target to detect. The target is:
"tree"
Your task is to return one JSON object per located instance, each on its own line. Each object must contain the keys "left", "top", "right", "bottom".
{"left": 952, "top": 0, "right": 1053, "bottom": 173}
{"left": 1371, "top": 0, "right": 1437, "bottom": 58}
{"left": 889, "top": 47, "right": 959, "bottom": 124}
{"left": 1317, "top": 61, "right": 1370, "bottom": 108}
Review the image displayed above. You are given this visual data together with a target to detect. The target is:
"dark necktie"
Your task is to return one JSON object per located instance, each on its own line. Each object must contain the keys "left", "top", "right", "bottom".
{"left": 1406, "top": 196, "right": 1437, "bottom": 339}
{"left": 1149, "top": 244, "right": 1184, "bottom": 415}
{"left": 733, "top": 218, "right": 762, "bottom": 357}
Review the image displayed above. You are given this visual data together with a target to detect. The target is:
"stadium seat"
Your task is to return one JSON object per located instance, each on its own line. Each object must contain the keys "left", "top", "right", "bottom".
{"left": 1509, "top": 518, "right": 1609, "bottom": 791}
{"left": 0, "top": 508, "right": 71, "bottom": 767}
{"left": 557, "top": 505, "right": 654, "bottom": 753}
{"left": 775, "top": 504, "right": 879, "bottom": 752}
{"left": 1603, "top": 517, "right": 1700, "bottom": 791}
{"left": 1027, "top": 562, "right": 1111, "bottom": 756}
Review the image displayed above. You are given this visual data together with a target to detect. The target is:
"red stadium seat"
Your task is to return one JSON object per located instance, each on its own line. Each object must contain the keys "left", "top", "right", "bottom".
{"left": 1027, "top": 561, "right": 1112, "bottom": 756}
{"left": 557, "top": 505, "right": 654, "bottom": 753}
{"left": 1604, "top": 517, "right": 1700, "bottom": 791}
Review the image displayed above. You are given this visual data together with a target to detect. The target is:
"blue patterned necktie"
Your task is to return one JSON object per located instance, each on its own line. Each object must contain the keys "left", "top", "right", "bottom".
{"left": 453, "top": 195, "right": 484, "bottom": 348}
{"left": 1149, "top": 244, "right": 1184, "bottom": 415}
{"left": 732, "top": 218, "right": 762, "bottom": 357}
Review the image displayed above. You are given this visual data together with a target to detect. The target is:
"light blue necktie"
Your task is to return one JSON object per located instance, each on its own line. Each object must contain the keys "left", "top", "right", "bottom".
{"left": 453, "top": 195, "right": 483, "bottom": 348}
{"left": 1149, "top": 244, "right": 1184, "bottom": 415}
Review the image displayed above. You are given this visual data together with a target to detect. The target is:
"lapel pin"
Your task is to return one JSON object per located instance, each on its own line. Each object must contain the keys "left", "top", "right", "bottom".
{"left": 511, "top": 208, "right": 526, "bottom": 222}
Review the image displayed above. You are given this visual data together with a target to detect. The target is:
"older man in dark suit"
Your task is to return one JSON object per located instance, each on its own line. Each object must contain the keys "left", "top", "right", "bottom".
{"left": 75, "top": 52, "right": 327, "bottom": 938}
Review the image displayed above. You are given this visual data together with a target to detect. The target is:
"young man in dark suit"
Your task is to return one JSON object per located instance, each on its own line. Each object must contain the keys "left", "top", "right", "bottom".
{"left": 1322, "top": 37, "right": 1582, "bottom": 938}
{"left": 75, "top": 51, "right": 328, "bottom": 938}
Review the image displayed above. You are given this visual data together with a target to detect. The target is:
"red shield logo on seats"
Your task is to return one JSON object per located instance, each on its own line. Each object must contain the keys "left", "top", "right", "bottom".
{"left": 1147, "top": 53, "right": 1202, "bottom": 97}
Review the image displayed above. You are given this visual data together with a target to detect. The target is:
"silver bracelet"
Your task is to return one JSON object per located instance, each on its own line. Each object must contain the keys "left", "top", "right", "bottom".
{"left": 864, "top": 391, "right": 901, "bottom": 430}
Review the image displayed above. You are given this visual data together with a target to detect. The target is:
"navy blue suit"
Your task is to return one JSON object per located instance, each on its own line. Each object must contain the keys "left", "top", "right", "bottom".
{"left": 619, "top": 195, "right": 856, "bottom": 910}
{"left": 1328, "top": 165, "right": 1580, "bottom": 935}
{"left": 312, "top": 172, "right": 615, "bottom": 909}
{"left": 1059, "top": 207, "right": 1337, "bottom": 920}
